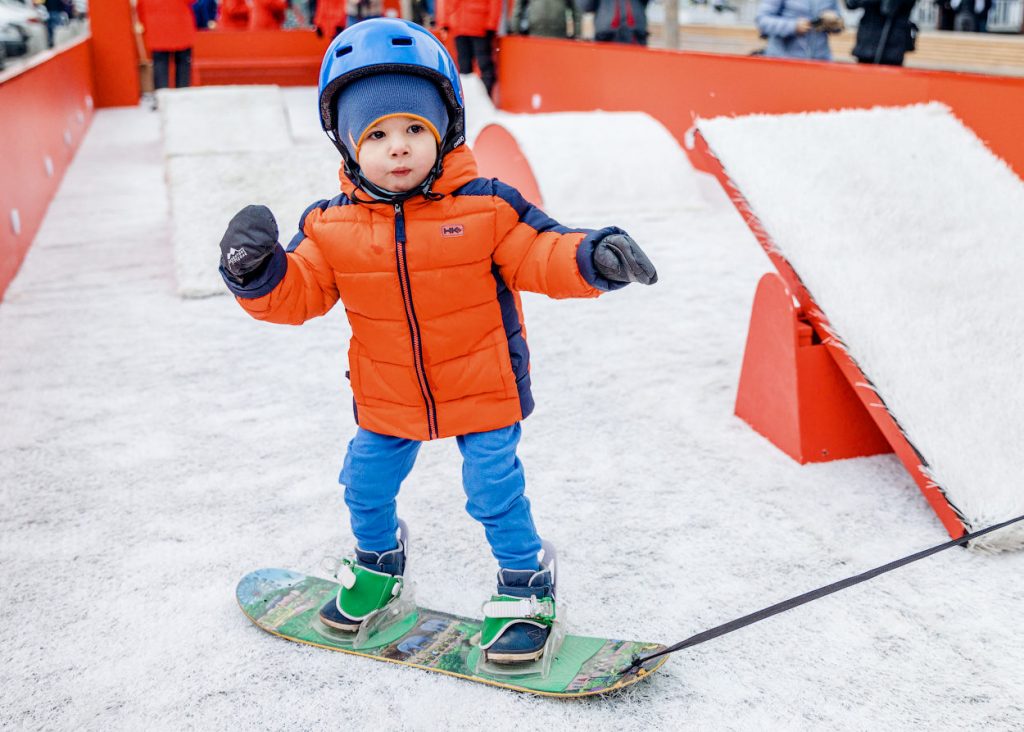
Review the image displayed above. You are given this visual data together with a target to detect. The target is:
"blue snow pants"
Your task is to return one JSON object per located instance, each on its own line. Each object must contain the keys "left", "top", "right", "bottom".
{"left": 340, "top": 423, "right": 542, "bottom": 571}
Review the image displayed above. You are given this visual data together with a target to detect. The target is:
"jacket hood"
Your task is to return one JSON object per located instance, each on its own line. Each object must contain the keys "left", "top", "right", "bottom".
{"left": 338, "top": 144, "right": 479, "bottom": 206}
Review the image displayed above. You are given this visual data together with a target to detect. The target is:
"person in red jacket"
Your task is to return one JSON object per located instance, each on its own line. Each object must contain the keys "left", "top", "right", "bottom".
{"left": 250, "top": 0, "right": 289, "bottom": 29}
{"left": 217, "top": 19, "right": 657, "bottom": 665}
{"left": 219, "top": 0, "right": 252, "bottom": 29}
{"left": 435, "top": 0, "right": 502, "bottom": 96}
{"left": 314, "top": 0, "right": 347, "bottom": 37}
{"left": 136, "top": 0, "right": 195, "bottom": 90}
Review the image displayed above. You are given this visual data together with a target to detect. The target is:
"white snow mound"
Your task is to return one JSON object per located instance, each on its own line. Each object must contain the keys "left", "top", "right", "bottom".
{"left": 161, "top": 86, "right": 341, "bottom": 297}
{"left": 480, "top": 112, "right": 705, "bottom": 224}
{"left": 158, "top": 85, "right": 293, "bottom": 156}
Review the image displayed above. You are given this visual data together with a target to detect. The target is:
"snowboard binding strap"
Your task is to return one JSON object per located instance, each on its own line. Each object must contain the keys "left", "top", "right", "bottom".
{"left": 482, "top": 596, "right": 555, "bottom": 621}
{"left": 335, "top": 558, "right": 404, "bottom": 621}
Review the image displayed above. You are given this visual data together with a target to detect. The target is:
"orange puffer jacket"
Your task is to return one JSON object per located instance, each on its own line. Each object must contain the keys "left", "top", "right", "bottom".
{"left": 225, "top": 145, "right": 626, "bottom": 441}
{"left": 436, "top": 0, "right": 503, "bottom": 37}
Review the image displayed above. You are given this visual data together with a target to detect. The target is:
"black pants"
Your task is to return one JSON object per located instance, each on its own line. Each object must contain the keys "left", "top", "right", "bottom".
{"left": 595, "top": 27, "right": 648, "bottom": 45}
{"left": 153, "top": 49, "right": 192, "bottom": 90}
{"left": 454, "top": 35, "right": 496, "bottom": 96}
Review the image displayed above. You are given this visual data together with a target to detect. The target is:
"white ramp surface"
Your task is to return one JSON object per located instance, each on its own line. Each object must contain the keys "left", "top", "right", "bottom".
{"left": 483, "top": 112, "right": 705, "bottom": 224}
{"left": 699, "top": 104, "right": 1024, "bottom": 551}
{"left": 161, "top": 86, "right": 341, "bottom": 298}
{"left": 159, "top": 85, "right": 293, "bottom": 156}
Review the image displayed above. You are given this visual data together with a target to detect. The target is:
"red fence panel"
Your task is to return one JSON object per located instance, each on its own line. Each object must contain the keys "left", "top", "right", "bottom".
{"left": 495, "top": 37, "right": 1024, "bottom": 180}
{"left": 0, "top": 38, "right": 95, "bottom": 301}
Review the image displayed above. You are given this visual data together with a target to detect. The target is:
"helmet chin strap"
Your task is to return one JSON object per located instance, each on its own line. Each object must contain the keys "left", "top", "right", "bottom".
{"left": 328, "top": 130, "right": 446, "bottom": 204}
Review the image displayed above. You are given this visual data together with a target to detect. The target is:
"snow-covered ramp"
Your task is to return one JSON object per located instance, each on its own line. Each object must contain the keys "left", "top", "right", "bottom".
{"left": 699, "top": 103, "right": 1024, "bottom": 551}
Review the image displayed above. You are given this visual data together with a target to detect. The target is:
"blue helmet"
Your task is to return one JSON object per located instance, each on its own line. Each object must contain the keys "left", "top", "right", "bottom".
{"left": 318, "top": 19, "right": 466, "bottom": 158}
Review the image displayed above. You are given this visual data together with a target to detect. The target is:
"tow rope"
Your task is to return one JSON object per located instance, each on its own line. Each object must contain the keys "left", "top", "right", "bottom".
{"left": 629, "top": 512, "right": 1024, "bottom": 671}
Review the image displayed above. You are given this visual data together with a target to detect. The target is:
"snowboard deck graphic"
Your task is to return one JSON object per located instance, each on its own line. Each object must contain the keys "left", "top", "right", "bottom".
{"left": 237, "top": 568, "right": 668, "bottom": 697}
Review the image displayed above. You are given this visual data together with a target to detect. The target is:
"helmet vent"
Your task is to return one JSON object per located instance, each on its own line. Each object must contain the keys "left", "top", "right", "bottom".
{"left": 391, "top": 37, "right": 413, "bottom": 46}
{"left": 335, "top": 45, "right": 353, "bottom": 57}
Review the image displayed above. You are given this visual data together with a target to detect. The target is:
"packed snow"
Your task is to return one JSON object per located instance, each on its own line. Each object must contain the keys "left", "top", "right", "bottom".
{"left": 1, "top": 85, "right": 1023, "bottom": 729}
{"left": 699, "top": 104, "right": 1024, "bottom": 551}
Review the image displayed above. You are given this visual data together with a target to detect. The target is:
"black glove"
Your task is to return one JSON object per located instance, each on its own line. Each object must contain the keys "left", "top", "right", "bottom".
{"left": 219, "top": 205, "right": 279, "bottom": 285}
{"left": 592, "top": 233, "right": 658, "bottom": 285}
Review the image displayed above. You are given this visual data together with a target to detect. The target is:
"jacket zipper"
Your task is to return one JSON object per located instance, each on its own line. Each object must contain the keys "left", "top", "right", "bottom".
{"left": 394, "top": 202, "right": 439, "bottom": 439}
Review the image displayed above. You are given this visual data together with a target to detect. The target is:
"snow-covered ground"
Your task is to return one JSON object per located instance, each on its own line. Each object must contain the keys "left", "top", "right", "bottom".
{"left": 1, "top": 89, "right": 1023, "bottom": 729}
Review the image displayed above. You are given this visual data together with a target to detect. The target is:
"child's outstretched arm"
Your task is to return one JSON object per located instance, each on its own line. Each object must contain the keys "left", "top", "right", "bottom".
{"left": 219, "top": 203, "right": 340, "bottom": 325}
{"left": 489, "top": 181, "right": 657, "bottom": 298}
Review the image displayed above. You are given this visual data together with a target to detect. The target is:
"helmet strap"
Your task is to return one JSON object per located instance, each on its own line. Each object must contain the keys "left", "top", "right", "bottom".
{"left": 331, "top": 132, "right": 448, "bottom": 205}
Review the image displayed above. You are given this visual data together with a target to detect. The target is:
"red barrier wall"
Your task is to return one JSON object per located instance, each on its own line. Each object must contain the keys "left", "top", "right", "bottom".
{"left": 495, "top": 37, "right": 1024, "bottom": 179}
{"left": 0, "top": 37, "right": 95, "bottom": 302}
{"left": 89, "top": 0, "right": 139, "bottom": 107}
{"left": 193, "top": 30, "right": 333, "bottom": 86}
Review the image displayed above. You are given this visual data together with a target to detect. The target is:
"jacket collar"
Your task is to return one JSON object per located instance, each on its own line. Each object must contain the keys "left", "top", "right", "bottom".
{"left": 338, "top": 145, "right": 479, "bottom": 211}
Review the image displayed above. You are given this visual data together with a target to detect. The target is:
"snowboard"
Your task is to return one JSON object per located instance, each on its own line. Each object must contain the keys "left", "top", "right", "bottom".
{"left": 236, "top": 568, "right": 668, "bottom": 697}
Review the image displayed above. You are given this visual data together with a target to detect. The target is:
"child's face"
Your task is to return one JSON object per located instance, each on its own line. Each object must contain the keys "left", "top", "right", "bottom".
{"left": 356, "top": 115, "right": 439, "bottom": 193}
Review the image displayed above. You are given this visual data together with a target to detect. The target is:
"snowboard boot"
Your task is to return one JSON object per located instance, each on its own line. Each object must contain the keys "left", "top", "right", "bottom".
{"left": 479, "top": 564, "right": 557, "bottom": 664}
{"left": 318, "top": 541, "right": 406, "bottom": 632}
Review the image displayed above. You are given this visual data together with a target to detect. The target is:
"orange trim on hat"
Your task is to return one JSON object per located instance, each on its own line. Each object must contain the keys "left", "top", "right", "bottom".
{"left": 355, "top": 113, "right": 443, "bottom": 154}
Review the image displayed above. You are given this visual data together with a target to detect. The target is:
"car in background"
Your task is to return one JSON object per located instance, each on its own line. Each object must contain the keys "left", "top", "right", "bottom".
{"left": 0, "top": 0, "right": 46, "bottom": 56}
{"left": 1, "top": 21, "right": 29, "bottom": 65}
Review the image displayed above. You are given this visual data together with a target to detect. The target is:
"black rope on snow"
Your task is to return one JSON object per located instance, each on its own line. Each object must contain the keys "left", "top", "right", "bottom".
{"left": 627, "top": 513, "right": 1024, "bottom": 672}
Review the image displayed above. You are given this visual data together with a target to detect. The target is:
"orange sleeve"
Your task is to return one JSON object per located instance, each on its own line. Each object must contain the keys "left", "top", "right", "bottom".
{"left": 490, "top": 189, "right": 604, "bottom": 299}
{"left": 235, "top": 213, "right": 341, "bottom": 325}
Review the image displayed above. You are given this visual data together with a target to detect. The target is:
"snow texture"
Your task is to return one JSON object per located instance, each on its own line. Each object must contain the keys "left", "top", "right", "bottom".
{"left": 162, "top": 86, "right": 339, "bottom": 299}
{"left": 698, "top": 104, "right": 1024, "bottom": 552}
{"left": 464, "top": 73, "right": 705, "bottom": 222}
{"left": 2, "top": 100, "right": 1023, "bottom": 729}
{"left": 479, "top": 111, "right": 706, "bottom": 223}
{"left": 158, "top": 85, "right": 293, "bottom": 156}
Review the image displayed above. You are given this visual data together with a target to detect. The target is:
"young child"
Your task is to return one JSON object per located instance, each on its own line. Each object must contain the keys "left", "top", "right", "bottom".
{"left": 218, "top": 18, "right": 657, "bottom": 664}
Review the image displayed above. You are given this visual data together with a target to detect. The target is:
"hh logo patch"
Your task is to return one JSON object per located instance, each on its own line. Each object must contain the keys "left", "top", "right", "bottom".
{"left": 441, "top": 224, "right": 465, "bottom": 238}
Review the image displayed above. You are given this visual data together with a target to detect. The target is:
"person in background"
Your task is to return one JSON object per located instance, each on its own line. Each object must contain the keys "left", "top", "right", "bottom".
{"left": 435, "top": 0, "right": 501, "bottom": 96}
{"left": 346, "top": 0, "right": 384, "bottom": 26}
{"left": 219, "top": 0, "right": 251, "bottom": 28}
{"left": 250, "top": 0, "right": 289, "bottom": 28}
{"left": 755, "top": 0, "right": 844, "bottom": 60}
{"left": 411, "top": 0, "right": 432, "bottom": 24}
{"left": 934, "top": 0, "right": 955, "bottom": 28}
{"left": 315, "top": 0, "right": 347, "bottom": 36}
{"left": 578, "top": 0, "right": 649, "bottom": 45}
{"left": 950, "top": 0, "right": 991, "bottom": 31}
{"left": 136, "top": 0, "right": 195, "bottom": 91}
{"left": 43, "top": 0, "right": 71, "bottom": 48}
{"left": 509, "top": 0, "right": 580, "bottom": 37}
{"left": 192, "top": 0, "right": 218, "bottom": 27}
{"left": 845, "top": 0, "right": 916, "bottom": 65}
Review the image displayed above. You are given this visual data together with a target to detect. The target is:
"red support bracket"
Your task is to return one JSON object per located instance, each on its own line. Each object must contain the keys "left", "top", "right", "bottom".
{"left": 735, "top": 273, "right": 892, "bottom": 463}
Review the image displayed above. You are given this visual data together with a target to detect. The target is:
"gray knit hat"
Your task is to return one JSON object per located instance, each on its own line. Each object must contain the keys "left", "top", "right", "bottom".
{"left": 335, "top": 73, "right": 450, "bottom": 157}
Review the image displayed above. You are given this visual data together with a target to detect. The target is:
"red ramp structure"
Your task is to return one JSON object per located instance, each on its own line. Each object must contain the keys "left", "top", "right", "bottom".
{"left": 694, "top": 104, "right": 1024, "bottom": 551}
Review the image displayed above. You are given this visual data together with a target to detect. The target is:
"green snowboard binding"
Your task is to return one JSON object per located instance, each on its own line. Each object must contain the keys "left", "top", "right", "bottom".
{"left": 315, "top": 520, "right": 417, "bottom": 650}
{"left": 475, "top": 542, "right": 565, "bottom": 679}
